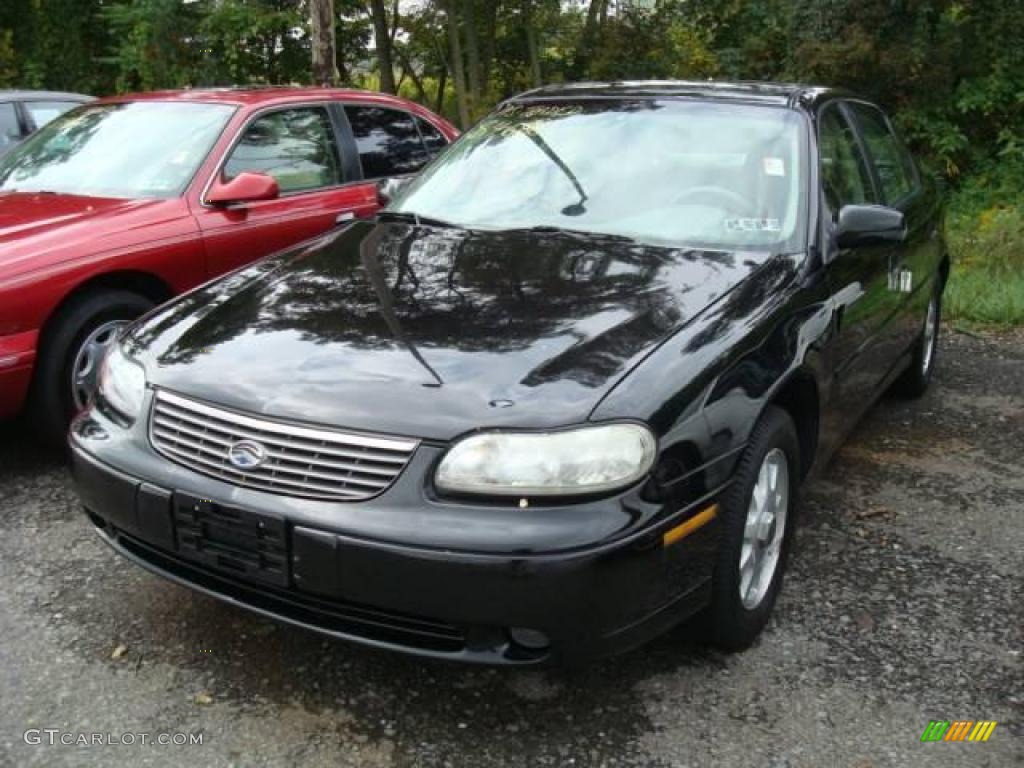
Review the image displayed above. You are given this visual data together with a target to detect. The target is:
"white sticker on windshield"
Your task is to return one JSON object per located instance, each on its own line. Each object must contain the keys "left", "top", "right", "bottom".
{"left": 724, "top": 218, "right": 782, "bottom": 232}
{"left": 763, "top": 157, "right": 785, "bottom": 176}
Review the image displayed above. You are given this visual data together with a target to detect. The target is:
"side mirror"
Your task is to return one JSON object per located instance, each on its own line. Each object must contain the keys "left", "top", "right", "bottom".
{"left": 836, "top": 204, "right": 906, "bottom": 249}
{"left": 376, "top": 176, "right": 411, "bottom": 207}
{"left": 206, "top": 172, "right": 279, "bottom": 206}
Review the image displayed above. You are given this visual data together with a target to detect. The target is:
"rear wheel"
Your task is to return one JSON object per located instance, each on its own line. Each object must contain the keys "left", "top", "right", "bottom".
{"left": 707, "top": 405, "right": 800, "bottom": 651}
{"left": 892, "top": 289, "right": 941, "bottom": 398}
{"left": 29, "top": 290, "right": 153, "bottom": 446}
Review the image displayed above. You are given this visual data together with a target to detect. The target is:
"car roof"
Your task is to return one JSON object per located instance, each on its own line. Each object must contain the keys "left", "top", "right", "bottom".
{"left": 511, "top": 80, "right": 843, "bottom": 109}
{"left": 0, "top": 90, "right": 93, "bottom": 102}
{"left": 94, "top": 86, "right": 427, "bottom": 110}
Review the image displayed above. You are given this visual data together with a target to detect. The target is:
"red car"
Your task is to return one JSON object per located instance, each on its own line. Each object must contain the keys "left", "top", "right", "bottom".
{"left": 0, "top": 87, "right": 458, "bottom": 442}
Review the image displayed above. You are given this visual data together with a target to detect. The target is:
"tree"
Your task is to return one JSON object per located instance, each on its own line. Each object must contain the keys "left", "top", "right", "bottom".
{"left": 443, "top": 0, "right": 470, "bottom": 128}
{"left": 368, "top": 0, "right": 396, "bottom": 93}
{"left": 310, "top": 0, "right": 339, "bottom": 85}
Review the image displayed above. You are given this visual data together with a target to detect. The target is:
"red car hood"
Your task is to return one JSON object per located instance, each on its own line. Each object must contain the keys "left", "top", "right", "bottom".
{"left": 0, "top": 191, "right": 185, "bottom": 279}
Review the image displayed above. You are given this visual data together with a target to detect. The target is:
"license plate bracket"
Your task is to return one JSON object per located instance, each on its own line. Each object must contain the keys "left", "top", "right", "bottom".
{"left": 172, "top": 492, "right": 289, "bottom": 587}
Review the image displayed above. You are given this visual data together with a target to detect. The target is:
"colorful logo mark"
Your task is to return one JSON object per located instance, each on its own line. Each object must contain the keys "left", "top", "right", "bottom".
{"left": 920, "top": 720, "right": 997, "bottom": 742}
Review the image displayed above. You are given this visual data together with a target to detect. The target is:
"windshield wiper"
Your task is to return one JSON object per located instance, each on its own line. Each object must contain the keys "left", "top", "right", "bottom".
{"left": 377, "top": 210, "right": 463, "bottom": 229}
{"left": 503, "top": 224, "right": 637, "bottom": 243}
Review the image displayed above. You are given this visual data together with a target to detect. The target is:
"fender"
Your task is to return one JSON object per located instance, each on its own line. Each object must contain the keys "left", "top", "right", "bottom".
{"left": 591, "top": 252, "right": 835, "bottom": 510}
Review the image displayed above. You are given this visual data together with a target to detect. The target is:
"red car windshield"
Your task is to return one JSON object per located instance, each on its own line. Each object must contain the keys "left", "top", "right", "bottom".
{"left": 0, "top": 101, "right": 234, "bottom": 199}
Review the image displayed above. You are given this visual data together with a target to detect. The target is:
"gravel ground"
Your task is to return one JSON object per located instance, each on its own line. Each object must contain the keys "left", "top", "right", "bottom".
{"left": 0, "top": 328, "right": 1020, "bottom": 768}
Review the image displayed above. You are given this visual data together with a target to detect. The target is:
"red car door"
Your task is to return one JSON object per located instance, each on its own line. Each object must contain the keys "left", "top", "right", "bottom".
{"left": 192, "top": 102, "right": 379, "bottom": 277}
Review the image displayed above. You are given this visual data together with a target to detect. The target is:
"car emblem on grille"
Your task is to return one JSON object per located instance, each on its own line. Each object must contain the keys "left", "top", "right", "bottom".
{"left": 227, "top": 440, "right": 268, "bottom": 470}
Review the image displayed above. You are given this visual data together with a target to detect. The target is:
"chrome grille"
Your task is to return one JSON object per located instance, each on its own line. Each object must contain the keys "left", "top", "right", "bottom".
{"left": 149, "top": 389, "right": 418, "bottom": 501}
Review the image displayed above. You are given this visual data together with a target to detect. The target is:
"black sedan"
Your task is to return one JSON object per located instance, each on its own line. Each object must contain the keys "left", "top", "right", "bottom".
{"left": 70, "top": 81, "right": 947, "bottom": 664}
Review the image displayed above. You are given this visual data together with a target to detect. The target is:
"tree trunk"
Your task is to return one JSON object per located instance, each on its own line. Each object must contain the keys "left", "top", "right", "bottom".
{"left": 435, "top": 63, "right": 448, "bottom": 114}
{"left": 576, "top": 0, "right": 602, "bottom": 75}
{"left": 310, "top": 0, "right": 339, "bottom": 86}
{"left": 461, "top": 0, "right": 481, "bottom": 111}
{"left": 480, "top": 0, "right": 498, "bottom": 95}
{"left": 396, "top": 45, "right": 426, "bottom": 101}
{"left": 445, "top": 0, "right": 470, "bottom": 128}
{"left": 369, "top": 0, "right": 396, "bottom": 93}
{"left": 584, "top": 0, "right": 601, "bottom": 40}
{"left": 526, "top": 24, "right": 542, "bottom": 88}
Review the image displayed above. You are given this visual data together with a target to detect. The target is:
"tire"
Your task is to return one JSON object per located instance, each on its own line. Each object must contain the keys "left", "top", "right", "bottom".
{"left": 707, "top": 405, "right": 800, "bottom": 651}
{"left": 28, "top": 290, "right": 154, "bottom": 447}
{"left": 891, "top": 289, "right": 941, "bottom": 398}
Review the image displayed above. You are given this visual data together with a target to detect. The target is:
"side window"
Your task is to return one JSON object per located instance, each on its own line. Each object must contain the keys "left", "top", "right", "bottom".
{"left": 818, "top": 106, "right": 876, "bottom": 212}
{"left": 848, "top": 103, "right": 918, "bottom": 204}
{"left": 415, "top": 116, "right": 449, "bottom": 157}
{"left": 0, "top": 103, "right": 22, "bottom": 150}
{"left": 223, "top": 107, "right": 342, "bottom": 194}
{"left": 344, "top": 105, "right": 429, "bottom": 179}
{"left": 25, "top": 101, "right": 80, "bottom": 129}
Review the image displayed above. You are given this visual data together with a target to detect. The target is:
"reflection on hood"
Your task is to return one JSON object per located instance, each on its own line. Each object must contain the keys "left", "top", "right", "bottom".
{"left": 127, "top": 221, "right": 775, "bottom": 439}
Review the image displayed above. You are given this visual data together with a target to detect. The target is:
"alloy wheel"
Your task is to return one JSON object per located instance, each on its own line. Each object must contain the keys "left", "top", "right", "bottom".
{"left": 739, "top": 447, "right": 790, "bottom": 610}
{"left": 921, "top": 296, "right": 938, "bottom": 376}
{"left": 71, "top": 320, "right": 129, "bottom": 410}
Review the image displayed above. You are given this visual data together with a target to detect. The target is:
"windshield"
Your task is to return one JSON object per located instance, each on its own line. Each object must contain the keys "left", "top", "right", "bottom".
{"left": 0, "top": 101, "right": 234, "bottom": 199}
{"left": 393, "top": 100, "right": 807, "bottom": 251}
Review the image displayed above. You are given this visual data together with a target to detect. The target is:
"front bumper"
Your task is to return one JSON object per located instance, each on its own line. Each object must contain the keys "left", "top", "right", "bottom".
{"left": 70, "top": 401, "right": 722, "bottom": 664}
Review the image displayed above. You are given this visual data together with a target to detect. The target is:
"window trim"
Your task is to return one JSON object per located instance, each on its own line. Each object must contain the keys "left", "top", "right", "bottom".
{"left": 199, "top": 100, "right": 360, "bottom": 209}
{"left": 842, "top": 99, "right": 921, "bottom": 209}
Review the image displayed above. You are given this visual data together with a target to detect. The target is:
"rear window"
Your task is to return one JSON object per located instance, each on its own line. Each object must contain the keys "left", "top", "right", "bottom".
{"left": 0, "top": 103, "right": 21, "bottom": 150}
{"left": 25, "top": 100, "right": 81, "bottom": 129}
{"left": 848, "top": 103, "right": 919, "bottom": 204}
{"left": 416, "top": 117, "right": 449, "bottom": 156}
{"left": 344, "top": 105, "right": 431, "bottom": 179}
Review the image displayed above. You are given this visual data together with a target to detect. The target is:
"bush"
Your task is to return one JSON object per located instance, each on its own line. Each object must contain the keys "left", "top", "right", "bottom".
{"left": 945, "top": 162, "right": 1024, "bottom": 326}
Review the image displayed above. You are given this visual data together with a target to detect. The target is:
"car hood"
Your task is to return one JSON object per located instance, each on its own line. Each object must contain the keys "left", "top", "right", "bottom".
{"left": 0, "top": 191, "right": 180, "bottom": 278}
{"left": 129, "top": 221, "right": 774, "bottom": 440}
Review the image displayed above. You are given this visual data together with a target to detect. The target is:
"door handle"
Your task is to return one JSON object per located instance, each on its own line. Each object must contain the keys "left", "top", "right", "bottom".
{"left": 335, "top": 212, "right": 355, "bottom": 224}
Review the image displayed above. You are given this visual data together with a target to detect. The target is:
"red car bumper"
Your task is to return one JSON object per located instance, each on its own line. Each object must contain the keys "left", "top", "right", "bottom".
{"left": 0, "top": 330, "right": 38, "bottom": 420}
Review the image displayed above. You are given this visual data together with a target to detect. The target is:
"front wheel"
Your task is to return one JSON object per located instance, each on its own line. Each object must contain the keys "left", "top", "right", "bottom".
{"left": 29, "top": 290, "right": 154, "bottom": 446}
{"left": 707, "top": 405, "right": 800, "bottom": 651}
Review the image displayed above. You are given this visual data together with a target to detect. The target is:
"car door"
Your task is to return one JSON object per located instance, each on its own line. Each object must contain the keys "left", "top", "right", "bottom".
{"left": 845, "top": 102, "right": 936, "bottom": 361}
{"left": 194, "top": 102, "right": 380, "bottom": 278}
{"left": 817, "top": 101, "right": 895, "bottom": 425}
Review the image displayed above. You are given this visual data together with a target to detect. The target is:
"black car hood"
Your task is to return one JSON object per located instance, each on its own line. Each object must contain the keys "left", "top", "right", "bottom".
{"left": 128, "top": 221, "right": 773, "bottom": 440}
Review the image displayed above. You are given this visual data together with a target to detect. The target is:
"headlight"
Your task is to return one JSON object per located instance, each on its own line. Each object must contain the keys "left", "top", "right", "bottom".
{"left": 97, "top": 344, "right": 146, "bottom": 420}
{"left": 435, "top": 423, "right": 657, "bottom": 497}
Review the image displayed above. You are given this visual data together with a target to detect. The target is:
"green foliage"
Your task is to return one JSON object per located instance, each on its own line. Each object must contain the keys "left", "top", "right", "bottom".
{"left": 0, "top": 0, "right": 1020, "bottom": 323}
{"left": 196, "top": 0, "right": 310, "bottom": 86}
{"left": 945, "top": 158, "right": 1024, "bottom": 326}
{"left": 0, "top": 30, "right": 17, "bottom": 87}
{"left": 102, "top": 0, "right": 206, "bottom": 91}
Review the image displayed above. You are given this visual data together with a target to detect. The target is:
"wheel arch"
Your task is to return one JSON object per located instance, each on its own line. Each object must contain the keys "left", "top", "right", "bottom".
{"left": 764, "top": 367, "right": 821, "bottom": 481}
{"left": 38, "top": 270, "right": 174, "bottom": 347}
